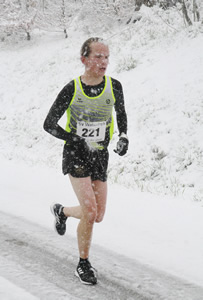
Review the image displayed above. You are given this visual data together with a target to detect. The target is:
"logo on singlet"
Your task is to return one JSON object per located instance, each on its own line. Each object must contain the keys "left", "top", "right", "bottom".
{"left": 77, "top": 98, "right": 83, "bottom": 103}
{"left": 106, "top": 99, "right": 111, "bottom": 104}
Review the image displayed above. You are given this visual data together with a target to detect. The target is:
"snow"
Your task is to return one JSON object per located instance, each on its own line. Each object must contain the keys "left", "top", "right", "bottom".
{"left": 1, "top": 158, "right": 203, "bottom": 294}
{"left": 1, "top": 9, "right": 203, "bottom": 297}
{"left": 0, "top": 277, "right": 38, "bottom": 300}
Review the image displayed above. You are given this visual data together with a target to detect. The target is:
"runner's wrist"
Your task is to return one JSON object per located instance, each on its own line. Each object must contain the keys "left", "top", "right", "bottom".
{"left": 119, "top": 132, "right": 128, "bottom": 141}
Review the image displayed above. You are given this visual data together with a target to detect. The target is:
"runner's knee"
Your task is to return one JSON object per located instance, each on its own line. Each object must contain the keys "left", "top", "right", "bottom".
{"left": 83, "top": 206, "right": 97, "bottom": 224}
{"left": 95, "top": 213, "right": 104, "bottom": 223}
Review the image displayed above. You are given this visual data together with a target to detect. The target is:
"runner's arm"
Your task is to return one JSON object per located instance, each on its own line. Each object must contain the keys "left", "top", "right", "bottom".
{"left": 43, "top": 81, "right": 74, "bottom": 141}
{"left": 112, "top": 78, "right": 128, "bottom": 135}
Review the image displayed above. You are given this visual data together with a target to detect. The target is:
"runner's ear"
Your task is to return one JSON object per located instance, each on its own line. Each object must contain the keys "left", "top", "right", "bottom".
{"left": 81, "top": 56, "right": 86, "bottom": 65}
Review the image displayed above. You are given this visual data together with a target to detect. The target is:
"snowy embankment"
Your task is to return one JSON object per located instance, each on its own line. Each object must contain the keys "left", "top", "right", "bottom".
{"left": 109, "top": 32, "right": 203, "bottom": 201}
{"left": 0, "top": 10, "right": 203, "bottom": 295}
{"left": 1, "top": 27, "right": 203, "bottom": 201}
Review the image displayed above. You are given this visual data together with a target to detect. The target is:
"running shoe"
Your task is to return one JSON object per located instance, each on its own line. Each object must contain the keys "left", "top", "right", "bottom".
{"left": 50, "top": 203, "right": 67, "bottom": 235}
{"left": 75, "top": 260, "right": 97, "bottom": 285}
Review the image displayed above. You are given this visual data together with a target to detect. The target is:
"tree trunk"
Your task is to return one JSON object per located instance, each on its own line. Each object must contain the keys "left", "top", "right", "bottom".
{"left": 61, "top": 0, "right": 68, "bottom": 38}
{"left": 193, "top": 0, "right": 200, "bottom": 22}
{"left": 182, "top": 0, "right": 192, "bottom": 25}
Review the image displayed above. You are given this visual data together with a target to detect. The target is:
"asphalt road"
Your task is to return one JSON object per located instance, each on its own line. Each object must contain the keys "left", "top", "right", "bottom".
{"left": 0, "top": 211, "right": 203, "bottom": 300}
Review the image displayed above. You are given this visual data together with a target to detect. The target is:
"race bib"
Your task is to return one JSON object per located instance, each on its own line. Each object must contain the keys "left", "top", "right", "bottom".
{"left": 76, "top": 121, "right": 106, "bottom": 142}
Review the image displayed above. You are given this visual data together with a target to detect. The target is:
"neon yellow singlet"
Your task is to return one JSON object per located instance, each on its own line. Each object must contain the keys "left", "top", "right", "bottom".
{"left": 65, "top": 76, "right": 115, "bottom": 149}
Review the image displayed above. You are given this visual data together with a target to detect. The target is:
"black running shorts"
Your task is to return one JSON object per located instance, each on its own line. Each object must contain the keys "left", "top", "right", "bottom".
{"left": 62, "top": 141, "right": 109, "bottom": 182}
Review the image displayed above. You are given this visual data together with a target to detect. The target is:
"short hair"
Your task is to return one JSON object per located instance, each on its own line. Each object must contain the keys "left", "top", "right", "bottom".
{"left": 80, "top": 37, "right": 104, "bottom": 57}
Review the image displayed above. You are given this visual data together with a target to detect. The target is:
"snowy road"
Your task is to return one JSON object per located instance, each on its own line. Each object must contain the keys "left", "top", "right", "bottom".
{"left": 0, "top": 211, "right": 203, "bottom": 300}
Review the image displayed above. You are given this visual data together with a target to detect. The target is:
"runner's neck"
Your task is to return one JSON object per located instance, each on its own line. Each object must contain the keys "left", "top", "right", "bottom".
{"left": 81, "top": 74, "right": 104, "bottom": 86}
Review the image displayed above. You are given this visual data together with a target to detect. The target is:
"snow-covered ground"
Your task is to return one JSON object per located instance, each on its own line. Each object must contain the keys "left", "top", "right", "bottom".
{"left": 1, "top": 25, "right": 203, "bottom": 201}
{"left": 1, "top": 8, "right": 203, "bottom": 298}
{"left": 0, "top": 276, "right": 38, "bottom": 300}
{"left": 1, "top": 157, "right": 203, "bottom": 288}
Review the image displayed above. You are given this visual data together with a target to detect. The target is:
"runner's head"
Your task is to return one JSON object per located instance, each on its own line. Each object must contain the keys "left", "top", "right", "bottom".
{"left": 80, "top": 37, "right": 104, "bottom": 57}
{"left": 80, "top": 37, "right": 109, "bottom": 77}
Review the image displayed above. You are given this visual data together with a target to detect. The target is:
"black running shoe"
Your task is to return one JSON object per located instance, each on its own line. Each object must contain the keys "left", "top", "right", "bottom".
{"left": 75, "top": 260, "right": 97, "bottom": 285}
{"left": 50, "top": 203, "right": 67, "bottom": 235}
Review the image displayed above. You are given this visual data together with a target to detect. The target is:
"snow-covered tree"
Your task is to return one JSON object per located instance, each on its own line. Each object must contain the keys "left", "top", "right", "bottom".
{"left": 0, "top": 0, "right": 39, "bottom": 40}
{"left": 0, "top": 0, "right": 202, "bottom": 42}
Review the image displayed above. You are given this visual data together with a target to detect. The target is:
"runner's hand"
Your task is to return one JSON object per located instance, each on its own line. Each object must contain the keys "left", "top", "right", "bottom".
{"left": 114, "top": 136, "right": 129, "bottom": 156}
{"left": 66, "top": 133, "right": 86, "bottom": 149}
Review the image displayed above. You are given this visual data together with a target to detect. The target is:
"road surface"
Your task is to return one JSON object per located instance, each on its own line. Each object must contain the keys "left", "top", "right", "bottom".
{"left": 0, "top": 211, "right": 203, "bottom": 300}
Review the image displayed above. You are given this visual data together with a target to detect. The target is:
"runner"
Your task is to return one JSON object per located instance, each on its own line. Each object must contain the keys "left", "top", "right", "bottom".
{"left": 43, "top": 37, "right": 128, "bottom": 285}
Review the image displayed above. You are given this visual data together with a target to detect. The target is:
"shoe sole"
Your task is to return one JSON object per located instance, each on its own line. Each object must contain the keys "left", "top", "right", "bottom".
{"left": 74, "top": 270, "right": 97, "bottom": 285}
{"left": 50, "top": 203, "right": 58, "bottom": 235}
{"left": 50, "top": 203, "right": 65, "bottom": 236}
{"left": 50, "top": 203, "right": 58, "bottom": 217}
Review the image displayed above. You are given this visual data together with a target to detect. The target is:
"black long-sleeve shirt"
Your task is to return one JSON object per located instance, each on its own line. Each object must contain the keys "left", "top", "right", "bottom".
{"left": 43, "top": 77, "right": 127, "bottom": 144}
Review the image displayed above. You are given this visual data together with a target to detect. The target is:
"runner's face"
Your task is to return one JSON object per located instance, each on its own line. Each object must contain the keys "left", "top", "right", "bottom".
{"left": 84, "top": 42, "right": 109, "bottom": 77}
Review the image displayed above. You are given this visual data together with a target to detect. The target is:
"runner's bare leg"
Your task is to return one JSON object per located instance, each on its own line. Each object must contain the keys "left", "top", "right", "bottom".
{"left": 68, "top": 175, "right": 107, "bottom": 258}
